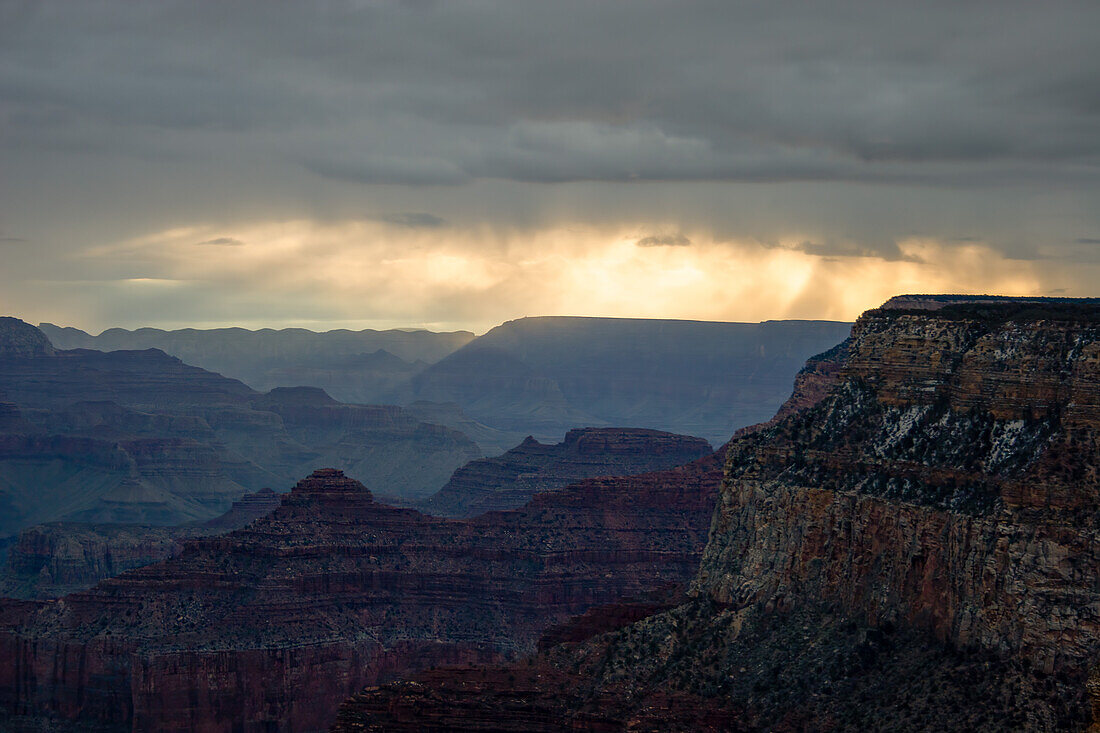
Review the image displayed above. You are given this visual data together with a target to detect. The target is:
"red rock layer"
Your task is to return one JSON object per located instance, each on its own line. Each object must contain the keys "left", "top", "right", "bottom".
{"left": 699, "top": 306, "right": 1100, "bottom": 671}
{"left": 0, "top": 456, "right": 721, "bottom": 731}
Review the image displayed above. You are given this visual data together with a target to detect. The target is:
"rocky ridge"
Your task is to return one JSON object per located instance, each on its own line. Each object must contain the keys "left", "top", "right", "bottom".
{"left": 0, "top": 319, "right": 482, "bottom": 535}
{"left": 38, "top": 323, "right": 474, "bottom": 404}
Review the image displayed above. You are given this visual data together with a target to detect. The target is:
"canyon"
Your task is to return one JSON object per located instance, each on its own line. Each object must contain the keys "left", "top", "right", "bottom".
{"left": 400, "top": 316, "right": 853, "bottom": 445}
{"left": 0, "top": 488, "right": 281, "bottom": 600}
{"left": 0, "top": 452, "right": 723, "bottom": 731}
{"left": 334, "top": 296, "right": 1100, "bottom": 731}
{"left": 0, "top": 318, "right": 482, "bottom": 536}
{"left": 42, "top": 316, "right": 855, "bottom": 452}
{"left": 38, "top": 322, "right": 475, "bottom": 406}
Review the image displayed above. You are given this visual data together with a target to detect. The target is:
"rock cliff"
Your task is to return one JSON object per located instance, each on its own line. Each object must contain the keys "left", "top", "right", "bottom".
{"left": 418, "top": 427, "right": 712, "bottom": 517}
{"left": 335, "top": 297, "right": 1100, "bottom": 731}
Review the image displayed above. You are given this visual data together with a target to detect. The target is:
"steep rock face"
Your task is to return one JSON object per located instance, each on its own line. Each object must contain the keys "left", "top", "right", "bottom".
{"left": 695, "top": 303, "right": 1100, "bottom": 676}
{"left": 336, "top": 601, "right": 1090, "bottom": 732}
{"left": 335, "top": 299, "right": 1100, "bottom": 731}
{"left": 0, "top": 489, "right": 281, "bottom": 600}
{"left": 419, "top": 427, "right": 712, "bottom": 517}
{"left": 0, "top": 458, "right": 722, "bottom": 731}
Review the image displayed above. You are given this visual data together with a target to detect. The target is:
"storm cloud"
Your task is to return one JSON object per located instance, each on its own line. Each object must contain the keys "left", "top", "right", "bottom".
{"left": 3, "top": 1, "right": 1098, "bottom": 187}
{"left": 0, "top": 1, "right": 1097, "bottom": 330}
{"left": 637, "top": 234, "right": 691, "bottom": 248}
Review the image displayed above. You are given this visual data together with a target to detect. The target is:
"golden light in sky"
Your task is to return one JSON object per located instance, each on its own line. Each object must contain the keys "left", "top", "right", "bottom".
{"left": 61, "top": 218, "right": 1081, "bottom": 332}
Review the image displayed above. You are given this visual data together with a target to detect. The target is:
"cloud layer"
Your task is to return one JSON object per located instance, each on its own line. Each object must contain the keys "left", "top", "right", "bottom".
{"left": 0, "top": 1, "right": 1097, "bottom": 330}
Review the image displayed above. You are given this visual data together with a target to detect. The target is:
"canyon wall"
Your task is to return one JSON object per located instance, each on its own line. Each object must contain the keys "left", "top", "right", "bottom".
{"left": 335, "top": 298, "right": 1100, "bottom": 731}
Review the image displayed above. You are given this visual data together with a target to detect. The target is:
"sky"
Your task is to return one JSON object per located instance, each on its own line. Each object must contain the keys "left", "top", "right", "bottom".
{"left": 1, "top": 0, "right": 1098, "bottom": 334}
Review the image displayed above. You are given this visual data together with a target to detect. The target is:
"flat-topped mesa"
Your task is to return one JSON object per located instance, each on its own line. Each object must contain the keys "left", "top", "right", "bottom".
{"left": 562, "top": 426, "right": 712, "bottom": 455}
{"left": 881, "top": 293, "right": 1100, "bottom": 313}
{"left": 419, "top": 427, "right": 712, "bottom": 517}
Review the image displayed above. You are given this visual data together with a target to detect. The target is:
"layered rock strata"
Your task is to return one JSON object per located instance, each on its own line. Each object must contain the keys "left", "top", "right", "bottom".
{"left": 336, "top": 298, "right": 1100, "bottom": 731}
{"left": 0, "top": 319, "right": 482, "bottom": 533}
{"left": 0, "top": 456, "right": 721, "bottom": 731}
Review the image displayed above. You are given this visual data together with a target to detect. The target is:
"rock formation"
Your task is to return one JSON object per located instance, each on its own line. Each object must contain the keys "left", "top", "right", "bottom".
{"left": 0, "top": 317, "right": 55, "bottom": 358}
{"left": 0, "top": 454, "right": 722, "bottom": 731}
{"left": 335, "top": 297, "right": 1100, "bottom": 731}
{"left": 418, "top": 427, "right": 712, "bottom": 517}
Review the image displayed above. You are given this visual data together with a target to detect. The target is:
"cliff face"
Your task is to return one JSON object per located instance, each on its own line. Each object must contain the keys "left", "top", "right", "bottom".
{"left": 0, "top": 317, "right": 55, "bottom": 358}
{"left": 418, "top": 427, "right": 712, "bottom": 517}
{"left": 696, "top": 303, "right": 1100, "bottom": 674}
{"left": 0, "top": 457, "right": 721, "bottom": 731}
{"left": 334, "top": 298, "right": 1100, "bottom": 731}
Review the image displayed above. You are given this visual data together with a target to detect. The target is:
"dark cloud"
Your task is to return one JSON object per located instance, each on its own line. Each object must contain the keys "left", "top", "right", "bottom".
{"left": 0, "top": 0, "right": 1098, "bottom": 331}
{"left": 1, "top": 1, "right": 1097, "bottom": 187}
{"left": 793, "top": 240, "right": 922, "bottom": 263}
{"left": 196, "top": 237, "right": 244, "bottom": 246}
{"left": 636, "top": 234, "right": 691, "bottom": 247}
{"left": 377, "top": 212, "right": 448, "bottom": 228}
{"left": 0, "top": 237, "right": 27, "bottom": 243}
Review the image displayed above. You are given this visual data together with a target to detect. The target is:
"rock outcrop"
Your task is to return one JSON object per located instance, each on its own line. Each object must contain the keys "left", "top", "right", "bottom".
{"left": 0, "top": 317, "right": 55, "bottom": 358}
{"left": 0, "top": 455, "right": 722, "bottom": 731}
{"left": 335, "top": 297, "right": 1100, "bottom": 731}
{"left": 418, "top": 427, "right": 712, "bottom": 517}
